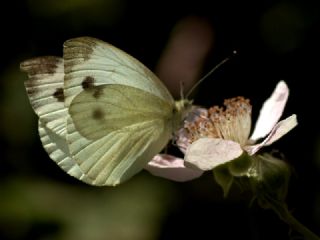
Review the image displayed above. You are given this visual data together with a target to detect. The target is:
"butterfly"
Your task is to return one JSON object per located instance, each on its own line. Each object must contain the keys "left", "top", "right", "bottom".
{"left": 20, "top": 37, "right": 192, "bottom": 186}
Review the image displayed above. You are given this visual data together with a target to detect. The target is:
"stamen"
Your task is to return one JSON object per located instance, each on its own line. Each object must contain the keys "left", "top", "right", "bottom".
{"left": 182, "top": 97, "right": 252, "bottom": 146}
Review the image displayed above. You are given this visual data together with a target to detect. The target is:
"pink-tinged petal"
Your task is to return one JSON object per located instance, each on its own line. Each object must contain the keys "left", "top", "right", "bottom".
{"left": 250, "top": 81, "right": 289, "bottom": 142}
{"left": 145, "top": 154, "right": 204, "bottom": 182}
{"left": 175, "top": 106, "right": 208, "bottom": 153}
{"left": 245, "top": 114, "right": 297, "bottom": 155}
{"left": 185, "top": 106, "right": 208, "bottom": 122}
{"left": 184, "top": 138, "right": 243, "bottom": 171}
{"left": 175, "top": 128, "right": 190, "bottom": 154}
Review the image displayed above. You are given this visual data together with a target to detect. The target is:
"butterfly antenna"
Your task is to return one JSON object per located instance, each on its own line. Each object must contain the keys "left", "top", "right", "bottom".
{"left": 180, "top": 81, "right": 185, "bottom": 100}
{"left": 186, "top": 50, "right": 237, "bottom": 98}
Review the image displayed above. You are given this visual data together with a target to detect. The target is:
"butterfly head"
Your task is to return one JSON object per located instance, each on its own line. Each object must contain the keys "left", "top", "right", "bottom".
{"left": 173, "top": 99, "right": 193, "bottom": 130}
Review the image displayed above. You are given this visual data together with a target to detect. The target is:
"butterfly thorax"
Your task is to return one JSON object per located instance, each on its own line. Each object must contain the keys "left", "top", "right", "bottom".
{"left": 172, "top": 99, "right": 193, "bottom": 131}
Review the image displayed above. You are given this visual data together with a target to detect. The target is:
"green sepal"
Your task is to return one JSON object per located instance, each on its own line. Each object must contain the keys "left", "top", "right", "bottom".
{"left": 213, "top": 164, "right": 234, "bottom": 198}
{"left": 250, "top": 153, "right": 291, "bottom": 208}
{"left": 228, "top": 152, "right": 253, "bottom": 177}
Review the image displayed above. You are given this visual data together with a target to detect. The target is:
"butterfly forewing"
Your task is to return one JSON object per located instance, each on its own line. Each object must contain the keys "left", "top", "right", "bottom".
{"left": 63, "top": 37, "right": 174, "bottom": 107}
{"left": 20, "top": 57, "right": 95, "bottom": 182}
{"left": 20, "top": 57, "right": 67, "bottom": 137}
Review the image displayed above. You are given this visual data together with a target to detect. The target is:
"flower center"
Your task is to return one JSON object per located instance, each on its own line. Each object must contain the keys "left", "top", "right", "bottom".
{"left": 184, "top": 97, "right": 252, "bottom": 146}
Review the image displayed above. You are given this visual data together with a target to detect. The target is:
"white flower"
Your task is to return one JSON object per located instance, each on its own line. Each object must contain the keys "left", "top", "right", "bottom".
{"left": 145, "top": 81, "right": 297, "bottom": 181}
{"left": 144, "top": 154, "right": 204, "bottom": 181}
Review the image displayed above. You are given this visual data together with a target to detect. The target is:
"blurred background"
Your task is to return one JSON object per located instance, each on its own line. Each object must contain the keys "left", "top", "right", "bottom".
{"left": 1, "top": 0, "right": 319, "bottom": 239}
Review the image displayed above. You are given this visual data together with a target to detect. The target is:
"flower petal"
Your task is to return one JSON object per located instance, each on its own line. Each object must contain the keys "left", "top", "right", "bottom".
{"left": 145, "top": 154, "right": 204, "bottom": 182}
{"left": 250, "top": 81, "right": 289, "bottom": 141}
{"left": 175, "top": 128, "right": 190, "bottom": 154}
{"left": 175, "top": 107, "right": 208, "bottom": 153}
{"left": 184, "top": 138, "right": 243, "bottom": 171}
{"left": 245, "top": 114, "right": 297, "bottom": 155}
{"left": 185, "top": 106, "right": 208, "bottom": 122}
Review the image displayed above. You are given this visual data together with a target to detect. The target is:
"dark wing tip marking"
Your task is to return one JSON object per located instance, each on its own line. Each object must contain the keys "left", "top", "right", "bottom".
{"left": 53, "top": 88, "right": 65, "bottom": 102}
{"left": 64, "top": 37, "right": 98, "bottom": 61}
{"left": 20, "top": 56, "right": 62, "bottom": 75}
{"left": 64, "top": 36, "right": 99, "bottom": 48}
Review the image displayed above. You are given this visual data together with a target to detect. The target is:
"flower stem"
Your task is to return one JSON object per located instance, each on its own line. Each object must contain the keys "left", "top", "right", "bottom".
{"left": 267, "top": 197, "right": 320, "bottom": 240}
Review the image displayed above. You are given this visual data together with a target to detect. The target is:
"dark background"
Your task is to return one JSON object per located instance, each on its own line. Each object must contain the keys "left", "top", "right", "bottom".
{"left": 0, "top": 0, "right": 319, "bottom": 239}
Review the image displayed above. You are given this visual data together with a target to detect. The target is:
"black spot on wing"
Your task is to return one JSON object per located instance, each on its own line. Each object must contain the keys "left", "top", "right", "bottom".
{"left": 82, "top": 76, "right": 95, "bottom": 89}
{"left": 92, "top": 108, "right": 105, "bottom": 120}
{"left": 93, "top": 87, "right": 103, "bottom": 99}
{"left": 53, "top": 88, "right": 64, "bottom": 102}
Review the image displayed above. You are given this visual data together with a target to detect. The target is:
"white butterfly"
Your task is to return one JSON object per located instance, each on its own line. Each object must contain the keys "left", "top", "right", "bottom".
{"left": 21, "top": 37, "right": 192, "bottom": 186}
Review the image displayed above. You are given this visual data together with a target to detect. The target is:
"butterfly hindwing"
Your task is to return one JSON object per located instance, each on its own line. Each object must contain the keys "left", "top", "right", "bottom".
{"left": 38, "top": 119, "right": 92, "bottom": 183}
{"left": 69, "top": 84, "right": 173, "bottom": 139}
{"left": 68, "top": 84, "right": 174, "bottom": 185}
